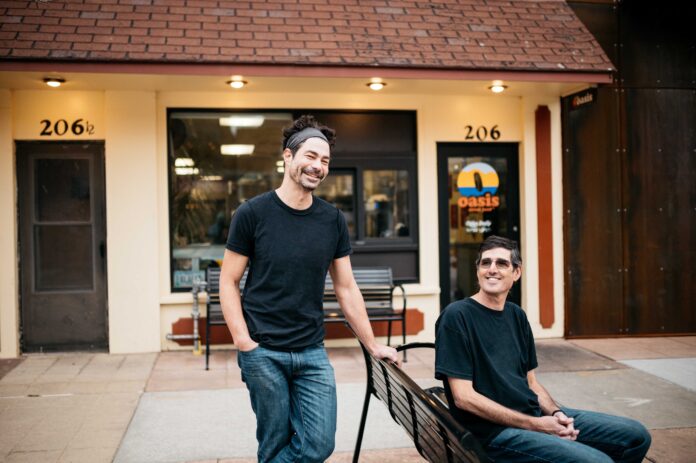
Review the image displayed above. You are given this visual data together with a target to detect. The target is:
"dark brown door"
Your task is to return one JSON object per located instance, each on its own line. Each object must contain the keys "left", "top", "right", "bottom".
{"left": 17, "top": 142, "right": 108, "bottom": 352}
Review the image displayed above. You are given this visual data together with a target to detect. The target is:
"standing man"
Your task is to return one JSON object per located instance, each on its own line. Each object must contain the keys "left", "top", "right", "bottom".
{"left": 220, "top": 115, "right": 398, "bottom": 463}
{"left": 435, "top": 236, "right": 651, "bottom": 462}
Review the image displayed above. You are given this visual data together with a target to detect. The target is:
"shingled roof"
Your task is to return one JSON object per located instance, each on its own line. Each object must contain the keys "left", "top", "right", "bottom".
{"left": 0, "top": 0, "right": 613, "bottom": 74}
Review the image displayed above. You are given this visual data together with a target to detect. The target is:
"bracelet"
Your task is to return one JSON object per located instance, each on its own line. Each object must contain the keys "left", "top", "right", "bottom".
{"left": 551, "top": 409, "right": 563, "bottom": 417}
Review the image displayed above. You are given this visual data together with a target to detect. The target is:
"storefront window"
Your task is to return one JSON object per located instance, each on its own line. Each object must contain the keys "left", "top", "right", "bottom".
{"left": 168, "top": 109, "right": 419, "bottom": 290}
{"left": 364, "top": 170, "right": 410, "bottom": 239}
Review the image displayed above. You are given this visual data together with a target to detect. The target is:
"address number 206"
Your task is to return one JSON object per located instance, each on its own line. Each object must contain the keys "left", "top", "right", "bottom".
{"left": 464, "top": 125, "right": 501, "bottom": 142}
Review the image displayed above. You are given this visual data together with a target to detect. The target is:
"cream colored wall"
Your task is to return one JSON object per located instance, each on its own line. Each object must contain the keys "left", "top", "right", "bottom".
{"left": 105, "top": 91, "right": 160, "bottom": 353}
{"left": 13, "top": 91, "right": 105, "bottom": 140}
{"left": 156, "top": 89, "right": 560, "bottom": 351}
{"left": 0, "top": 90, "right": 18, "bottom": 358}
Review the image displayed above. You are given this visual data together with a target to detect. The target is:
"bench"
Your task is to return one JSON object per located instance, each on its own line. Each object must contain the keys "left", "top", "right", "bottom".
{"left": 204, "top": 266, "right": 406, "bottom": 370}
{"left": 353, "top": 340, "right": 488, "bottom": 463}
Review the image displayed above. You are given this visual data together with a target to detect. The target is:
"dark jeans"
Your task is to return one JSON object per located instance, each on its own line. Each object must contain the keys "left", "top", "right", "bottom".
{"left": 486, "top": 407, "right": 651, "bottom": 462}
{"left": 238, "top": 344, "right": 337, "bottom": 463}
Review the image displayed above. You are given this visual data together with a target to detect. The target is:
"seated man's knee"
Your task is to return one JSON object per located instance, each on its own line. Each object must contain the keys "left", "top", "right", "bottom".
{"left": 630, "top": 420, "right": 652, "bottom": 453}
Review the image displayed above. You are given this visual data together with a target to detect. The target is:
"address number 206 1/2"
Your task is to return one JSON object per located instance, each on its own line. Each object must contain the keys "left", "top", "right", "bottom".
{"left": 40, "top": 119, "right": 95, "bottom": 136}
{"left": 464, "top": 125, "right": 501, "bottom": 141}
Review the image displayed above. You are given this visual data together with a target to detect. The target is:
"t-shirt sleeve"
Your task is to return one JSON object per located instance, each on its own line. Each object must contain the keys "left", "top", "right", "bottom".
{"left": 435, "top": 308, "right": 474, "bottom": 381}
{"left": 225, "top": 203, "right": 256, "bottom": 257}
{"left": 333, "top": 209, "right": 352, "bottom": 259}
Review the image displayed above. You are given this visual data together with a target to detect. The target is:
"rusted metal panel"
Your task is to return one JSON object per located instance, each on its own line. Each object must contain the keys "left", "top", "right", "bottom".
{"left": 622, "top": 89, "right": 696, "bottom": 334}
{"left": 562, "top": 87, "right": 623, "bottom": 337}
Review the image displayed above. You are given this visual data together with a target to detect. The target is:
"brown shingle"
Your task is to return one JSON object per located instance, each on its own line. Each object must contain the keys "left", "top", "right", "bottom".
{"left": 0, "top": 0, "right": 614, "bottom": 72}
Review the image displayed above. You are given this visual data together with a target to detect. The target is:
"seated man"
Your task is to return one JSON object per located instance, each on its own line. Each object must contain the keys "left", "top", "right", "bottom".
{"left": 435, "top": 235, "right": 651, "bottom": 462}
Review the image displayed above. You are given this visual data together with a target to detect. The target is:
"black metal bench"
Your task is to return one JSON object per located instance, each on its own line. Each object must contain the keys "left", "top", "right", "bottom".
{"left": 353, "top": 340, "right": 488, "bottom": 463}
{"left": 204, "top": 266, "right": 407, "bottom": 370}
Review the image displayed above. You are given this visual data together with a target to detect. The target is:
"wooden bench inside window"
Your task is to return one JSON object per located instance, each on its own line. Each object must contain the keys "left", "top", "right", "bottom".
{"left": 204, "top": 266, "right": 406, "bottom": 370}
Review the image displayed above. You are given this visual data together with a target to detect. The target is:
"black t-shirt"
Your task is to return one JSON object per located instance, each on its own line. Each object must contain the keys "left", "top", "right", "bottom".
{"left": 226, "top": 191, "right": 352, "bottom": 351}
{"left": 434, "top": 297, "right": 540, "bottom": 444}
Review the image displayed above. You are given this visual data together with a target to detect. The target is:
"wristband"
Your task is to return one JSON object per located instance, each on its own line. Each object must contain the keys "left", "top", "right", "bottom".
{"left": 551, "top": 409, "right": 563, "bottom": 417}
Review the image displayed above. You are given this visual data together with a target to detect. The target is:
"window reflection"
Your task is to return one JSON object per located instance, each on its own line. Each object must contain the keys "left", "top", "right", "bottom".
{"left": 314, "top": 171, "right": 356, "bottom": 239}
{"left": 364, "top": 170, "right": 409, "bottom": 239}
{"left": 169, "top": 112, "right": 293, "bottom": 289}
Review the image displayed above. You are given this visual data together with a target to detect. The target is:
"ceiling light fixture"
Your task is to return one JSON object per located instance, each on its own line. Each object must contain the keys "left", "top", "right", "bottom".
{"left": 367, "top": 80, "right": 386, "bottom": 91}
{"left": 218, "top": 115, "right": 265, "bottom": 128}
{"left": 221, "top": 144, "right": 255, "bottom": 156}
{"left": 175, "top": 167, "right": 199, "bottom": 176}
{"left": 227, "top": 76, "right": 247, "bottom": 89}
{"left": 174, "top": 157, "right": 195, "bottom": 167}
{"left": 488, "top": 80, "right": 508, "bottom": 93}
{"left": 44, "top": 77, "right": 65, "bottom": 88}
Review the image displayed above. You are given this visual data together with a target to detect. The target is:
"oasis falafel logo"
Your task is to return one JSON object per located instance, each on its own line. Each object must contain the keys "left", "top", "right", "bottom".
{"left": 457, "top": 162, "right": 500, "bottom": 212}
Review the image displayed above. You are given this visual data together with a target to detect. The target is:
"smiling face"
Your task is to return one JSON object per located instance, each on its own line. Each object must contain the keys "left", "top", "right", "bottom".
{"left": 476, "top": 247, "right": 521, "bottom": 298}
{"left": 283, "top": 137, "right": 330, "bottom": 191}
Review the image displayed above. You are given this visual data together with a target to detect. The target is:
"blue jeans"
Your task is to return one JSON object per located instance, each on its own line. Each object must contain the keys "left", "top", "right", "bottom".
{"left": 486, "top": 407, "right": 651, "bottom": 462}
{"left": 237, "top": 344, "right": 337, "bottom": 463}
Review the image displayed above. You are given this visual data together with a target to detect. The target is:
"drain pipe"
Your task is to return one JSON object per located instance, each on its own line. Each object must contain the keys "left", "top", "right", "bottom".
{"left": 166, "top": 279, "right": 206, "bottom": 354}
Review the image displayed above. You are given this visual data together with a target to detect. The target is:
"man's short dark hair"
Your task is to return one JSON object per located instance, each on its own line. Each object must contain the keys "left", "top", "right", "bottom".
{"left": 282, "top": 115, "right": 336, "bottom": 155}
{"left": 475, "top": 235, "right": 522, "bottom": 268}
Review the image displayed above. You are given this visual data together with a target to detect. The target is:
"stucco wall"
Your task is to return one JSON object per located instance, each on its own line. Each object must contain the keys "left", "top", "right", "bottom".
{"left": 0, "top": 89, "right": 18, "bottom": 358}
{"left": 105, "top": 91, "right": 160, "bottom": 353}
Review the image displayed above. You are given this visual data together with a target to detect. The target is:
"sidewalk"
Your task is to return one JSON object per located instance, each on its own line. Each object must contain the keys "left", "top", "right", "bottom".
{"left": 0, "top": 337, "right": 694, "bottom": 463}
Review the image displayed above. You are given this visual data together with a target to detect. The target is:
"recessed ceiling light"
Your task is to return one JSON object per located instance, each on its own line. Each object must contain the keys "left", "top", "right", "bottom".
{"left": 227, "top": 79, "right": 247, "bottom": 89}
{"left": 175, "top": 167, "right": 199, "bottom": 176}
{"left": 174, "top": 157, "right": 195, "bottom": 167}
{"left": 367, "top": 81, "right": 386, "bottom": 91}
{"left": 221, "top": 144, "right": 255, "bottom": 156}
{"left": 218, "top": 116, "right": 264, "bottom": 128}
{"left": 44, "top": 77, "right": 65, "bottom": 88}
{"left": 488, "top": 80, "right": 508, "bottom": 93}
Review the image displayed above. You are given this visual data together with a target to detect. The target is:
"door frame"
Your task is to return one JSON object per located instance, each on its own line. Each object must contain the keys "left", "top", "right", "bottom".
{"left": 437, "top": 142, "right": 521, "bottom": 310}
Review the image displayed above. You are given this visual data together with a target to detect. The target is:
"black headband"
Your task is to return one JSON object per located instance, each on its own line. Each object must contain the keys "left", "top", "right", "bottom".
{"left": 284, "top": 127, "right": 329, "bottom": 151}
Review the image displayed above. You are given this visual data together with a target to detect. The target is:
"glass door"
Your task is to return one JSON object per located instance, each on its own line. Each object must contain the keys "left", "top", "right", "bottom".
{"left": 437, "top": 143, "right": 521, "bottom": 309}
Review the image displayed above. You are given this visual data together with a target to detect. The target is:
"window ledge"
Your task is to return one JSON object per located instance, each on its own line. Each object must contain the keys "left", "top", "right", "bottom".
{"left": 160, "top": 292, "right": 201, "bottom": 305}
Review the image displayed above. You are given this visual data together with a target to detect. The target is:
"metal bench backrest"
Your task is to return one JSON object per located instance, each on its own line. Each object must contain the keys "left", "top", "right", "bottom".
{"left": 208, "top": 266, "right": 395, "bottom": 314}
{"left": 360, "top": 345, "right": 486, "bottom": 463}
{"left": 205, "top": 266, "right": 248, "bottom": 323}
{"left": 323, "top": 266, "right": 396, "bottom": 313}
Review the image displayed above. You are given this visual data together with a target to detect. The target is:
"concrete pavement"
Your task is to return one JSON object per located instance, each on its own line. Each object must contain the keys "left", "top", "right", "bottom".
{"left": 0, "top": 337, "right": 694, "bottom": 462}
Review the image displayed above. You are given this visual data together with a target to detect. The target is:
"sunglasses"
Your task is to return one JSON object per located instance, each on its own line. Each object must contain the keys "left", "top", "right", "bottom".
{"left": 478, "top": 258, "right": 513, "bottom": 270}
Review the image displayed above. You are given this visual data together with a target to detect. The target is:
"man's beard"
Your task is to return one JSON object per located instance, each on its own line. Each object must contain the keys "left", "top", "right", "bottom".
{"left": 298, "top": 167, "right": 324, "bottom": 190}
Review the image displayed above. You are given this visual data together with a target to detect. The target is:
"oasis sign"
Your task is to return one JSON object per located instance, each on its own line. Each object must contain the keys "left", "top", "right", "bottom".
{"left": 456, "top": 162, "right": 500, "bottom": 212}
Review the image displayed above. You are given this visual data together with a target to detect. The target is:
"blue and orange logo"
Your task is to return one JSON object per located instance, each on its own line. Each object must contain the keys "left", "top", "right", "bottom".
{"left": 457, "top": 162, "right": 500, "bottom": 211}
